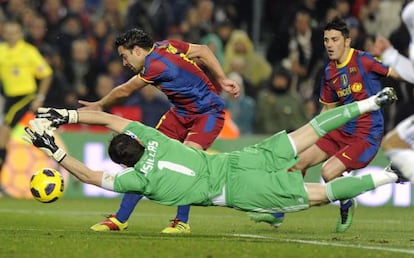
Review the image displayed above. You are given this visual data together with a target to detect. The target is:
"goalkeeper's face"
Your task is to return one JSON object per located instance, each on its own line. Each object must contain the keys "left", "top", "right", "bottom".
{"left": 118, "top": 45, "right": 144, "bottom": 72}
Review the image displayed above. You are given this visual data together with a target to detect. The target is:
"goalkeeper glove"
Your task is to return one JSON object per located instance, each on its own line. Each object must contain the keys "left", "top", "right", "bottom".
{"left": 36, "top": 107, "right": 78, "bottom": 127}
{"left": 24, "top": 119, "right": 66, "bottom": 163}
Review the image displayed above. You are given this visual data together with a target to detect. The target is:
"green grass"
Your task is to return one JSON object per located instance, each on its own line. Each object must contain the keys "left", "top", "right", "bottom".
{"left": 1, "top": 197, "right": 413, "bottom": 258}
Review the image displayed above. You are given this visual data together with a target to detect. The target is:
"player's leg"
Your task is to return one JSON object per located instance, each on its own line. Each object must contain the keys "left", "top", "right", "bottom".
{"left": 382, "top": 114, "right": 414, "bottom": 182}
{"left": 249, "top": 88, "right": 397, "bottom": 228}
{"left": 289, "top": 87, "right": 397, "bottom": 155}
{"left": 161, "top": 111, "right": 224, "bottom": 234}
{"left": 0, "top": 96, "right": 32, "bottom": 195}
{"left": 321, "top": 133, "right": 380, "bottom": 232}
{"left": 90, "top": 193, "right": 142, "bottom": 231}
{"left": 306, "top": 168, "right": 398, "bottom": 206}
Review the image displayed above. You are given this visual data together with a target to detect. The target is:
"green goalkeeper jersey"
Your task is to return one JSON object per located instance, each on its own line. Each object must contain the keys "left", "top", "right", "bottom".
{"left": 113, "top": 121, "right": 227, "bottom": 206}
{"left": 113, "top": 121, "right": 309, "bottom": 213}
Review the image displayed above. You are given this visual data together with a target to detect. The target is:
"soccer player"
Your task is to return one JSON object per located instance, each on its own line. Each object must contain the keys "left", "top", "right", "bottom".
{"left": 78, "top": 28, "right": 240, "bottom": 233}
{"left": 249, "top": 16, "right": 402, "bottom": 233}
{"left": 0, "top": 20, "right": 53, "bottom": 194}
{"left": 26, "top": 87, "right": 399, "bottom": 231}
{"left": 372, "top": 1, "right": 414, "bottom": 183}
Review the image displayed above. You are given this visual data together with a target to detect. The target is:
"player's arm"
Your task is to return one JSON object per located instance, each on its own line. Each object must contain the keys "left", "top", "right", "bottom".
{"left": 37, "top": 108, "right": 131, "bottom": 134}
{"left": 373, "top": 36, "right": 414, "bottom": 83}
{"left": 23, "top": 120, "right": 105, "bottom": 188}
{"left": 187, "top": 43, "right": 240, "bottom": 98}
{"left": 78, "top": 75, "right": 148, "bottom": 111}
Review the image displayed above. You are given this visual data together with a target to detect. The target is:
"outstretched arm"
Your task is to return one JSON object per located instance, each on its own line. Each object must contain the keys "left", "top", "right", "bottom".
{"left": 78, "top": 75, "right": 148, "bottom": 111}
{"left": 37, "top": 108, "right": 132, "bottom": 133}
{"left": 24, "top": 121, "right": 105, "bottom": 188}
{"left": 373, "top": 36, "right": 412, "bottom": 83}
{"left": 187, "top": 43, "right": 240, "bottom": 98}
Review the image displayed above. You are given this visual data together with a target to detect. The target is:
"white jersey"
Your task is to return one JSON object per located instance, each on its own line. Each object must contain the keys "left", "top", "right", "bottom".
{"left": 396, "top": 114, "right": 414, "bottom": 149}
{"left": 381, "top": 1, "right": 414, "bottom": 84}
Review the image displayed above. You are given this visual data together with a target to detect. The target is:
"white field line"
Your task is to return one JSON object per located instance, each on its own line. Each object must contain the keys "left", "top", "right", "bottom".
{"left": 232, "top": 234, "right": 414, "bottom": 255}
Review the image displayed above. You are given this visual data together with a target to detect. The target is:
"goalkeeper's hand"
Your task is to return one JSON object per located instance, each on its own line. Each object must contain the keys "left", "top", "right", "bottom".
{"left": 23, "top": 119, "right": 66, "bottom": 163}
{"left": 36, "top": 107, "right": 78, "bottom": 128}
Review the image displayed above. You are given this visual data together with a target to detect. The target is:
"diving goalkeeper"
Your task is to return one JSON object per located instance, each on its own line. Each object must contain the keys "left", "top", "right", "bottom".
{"left": 25, "top": 87, "right": 400, "bottom": 219}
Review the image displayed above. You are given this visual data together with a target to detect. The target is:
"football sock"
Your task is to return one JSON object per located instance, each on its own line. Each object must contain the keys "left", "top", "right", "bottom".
{"left": 310, "top": 102, "right": 361, "bottom": 136}
{"left": 384, "top": 149, "right": 414, "bottom": 181}
{"left": 310, "top": 96, "right": 382, "bottom": 137}
{"left": 176, "top": 205, "right": 190, "bottom": 223}
{"left": 325, "top": 171, "right": 397, "bottom": 201}
{"left": 116, "top": 193, "right": 143, "bottom": 223}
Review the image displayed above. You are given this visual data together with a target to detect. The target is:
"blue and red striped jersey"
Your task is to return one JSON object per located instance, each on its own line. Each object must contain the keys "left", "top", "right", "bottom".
{"left": 320, "top": 48, "right": 391, "bottom": 143}
{"left": 138, "top": 39, "right": 224, "bottom": 116}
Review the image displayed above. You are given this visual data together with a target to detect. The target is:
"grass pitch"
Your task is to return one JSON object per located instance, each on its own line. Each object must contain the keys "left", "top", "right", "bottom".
{"left": 1, "top": 197, "right": 413, "bottom": 258}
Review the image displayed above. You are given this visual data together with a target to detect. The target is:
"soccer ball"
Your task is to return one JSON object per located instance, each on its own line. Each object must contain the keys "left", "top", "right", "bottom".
{"left": 30, "top": 168, "right": 64, "bottom": 203}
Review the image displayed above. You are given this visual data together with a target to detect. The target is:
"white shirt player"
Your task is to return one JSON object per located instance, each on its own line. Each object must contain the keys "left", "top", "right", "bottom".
{"left": 380, "top": 1, "right": 414, "bottom": 84}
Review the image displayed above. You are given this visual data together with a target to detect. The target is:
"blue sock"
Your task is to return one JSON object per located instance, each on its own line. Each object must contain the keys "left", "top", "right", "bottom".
{"left": 176, "top": 205, "right": 190, "bottom": 223}
{"left": 115, "top": 193, "right": 143, "bottom": 223}
{"left": 272, "top": 213, "right": 285, "bottom": 219}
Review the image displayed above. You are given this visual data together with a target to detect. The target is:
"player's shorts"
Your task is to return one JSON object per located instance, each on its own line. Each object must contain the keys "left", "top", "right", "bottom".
{"left": 316, "top": 129, "right": 381, "bottom": 171}
{"left": 396, "top": 114, "right": 414, "bottom": 148}
{"left": 3, "top": 94, "right": 34, "bottom": 127}
{"left": 225, "top": 131, "right": 310, "bottom": 213}
{"left": 156, "top": 108, "right": 225, "bottom": 150}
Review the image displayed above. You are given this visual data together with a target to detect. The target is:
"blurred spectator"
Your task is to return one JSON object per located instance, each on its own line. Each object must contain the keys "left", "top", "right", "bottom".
{"left": 200, "top": 33, "right": 224, "bottom": 65}
{"left": 222, "top": 72, "right": 255, "bottom": 134}
{"left": 255, "top": 68, "right": 308, "bottom": 134}
{"left": 95, "top": 73, "right": 115, "bottom": 100}
{"left": 42, "top": 46, "right": 77, "bottom": 109}
{"left": 106, "top": 56, "right": 129, "bottom": 85}
{"left": 66, "top": 0, "right": 92, "bottom": 32}
{"left": 358, "top": 0, "right": 403, "bottom": 38}
{"left": 39, "top": 0, "right": 67, "bottom": 40}
{"left": 345, "top": 16, "right": 365, "bottom": 50}
{"left": 26, "top": 15, "right": 53, "bottom": 53}
{"left": 92, "top": 0, "right": 124, "bottom": 33}
{"left": 124, "top": 86, "right": 171, "bottom": 127}
{"left": 124, "top": 0, "right": 174, "bottom": 40}
{"left": 86, "top": 18, "right": 114, "bottom": 74}
{"left": 215, "top": 20, "right": 234, "bottom": 48}
{"left": 280, "top": 10, "right": 324, "bottom": 99}
{"left": 334, "top": 0, "right": 352, "bottom": 19}
{"left": 180, "top": 7, "right": 202, "bottom": 43}
{"left": 54, "top": 13, "right": 85, "bottom": 63}
{"left": 223, "top": 29, "right": 271, "bottom": 91}
{"left": 226, "top": 56, "right": 256, "bottom": 99}
{"left": 64, "top": 39, "right": 98, "bottom": 102}
{"left": 196, "top": 0, "right": 215, "bottom": 37}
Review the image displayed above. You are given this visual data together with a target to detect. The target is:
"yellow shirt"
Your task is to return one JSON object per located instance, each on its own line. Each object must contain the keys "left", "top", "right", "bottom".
{"left": 0, "top": 40, "right": 52, "bottom": 96}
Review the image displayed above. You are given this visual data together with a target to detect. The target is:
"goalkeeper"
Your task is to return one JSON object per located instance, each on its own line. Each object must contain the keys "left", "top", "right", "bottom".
{"left": 25, "top": 88, "right": 401, "bottom": 218}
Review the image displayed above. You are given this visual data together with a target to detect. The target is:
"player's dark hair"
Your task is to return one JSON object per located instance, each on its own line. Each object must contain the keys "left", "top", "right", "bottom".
{"left": 324, "top": 16, "right": 350, "bottom": 38}
{"left": 114, "top": 28, "right": 154, "bottom": 50}
{"left": 108, "top": 134, "right": 145, "bottom": 167}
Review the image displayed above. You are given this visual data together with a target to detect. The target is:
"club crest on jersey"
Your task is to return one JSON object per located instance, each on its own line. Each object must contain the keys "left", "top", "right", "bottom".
{"left": 349, "top": 66, "right": 358, "bottom": 76}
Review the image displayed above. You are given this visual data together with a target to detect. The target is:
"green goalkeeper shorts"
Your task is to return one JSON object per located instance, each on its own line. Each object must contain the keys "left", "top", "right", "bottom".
{"left": 225, "top": 130, "right": 309, "bottom": 213}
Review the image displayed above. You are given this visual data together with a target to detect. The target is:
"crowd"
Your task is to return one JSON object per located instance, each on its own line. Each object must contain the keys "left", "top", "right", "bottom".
{"left": 0, "top": 0, "right": 412, "bottom": 134}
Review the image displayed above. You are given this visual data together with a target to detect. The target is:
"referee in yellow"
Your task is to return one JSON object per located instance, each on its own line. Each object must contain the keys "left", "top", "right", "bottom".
{"left": 0, "top": 20, "right": 52, "bottom": 193}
